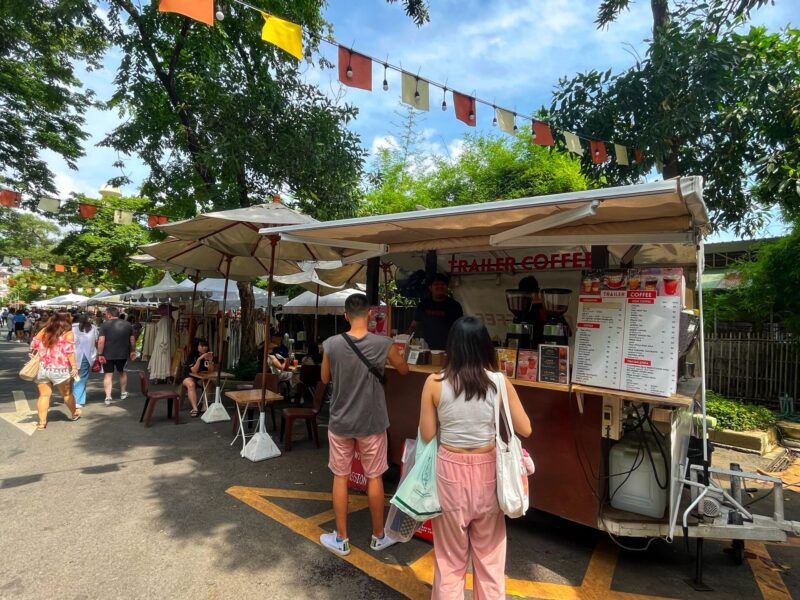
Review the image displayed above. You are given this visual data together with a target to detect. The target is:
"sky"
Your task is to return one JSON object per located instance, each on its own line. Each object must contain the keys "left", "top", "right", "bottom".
{"left": 43, "top": 0, "right": 796, "bottom": 241}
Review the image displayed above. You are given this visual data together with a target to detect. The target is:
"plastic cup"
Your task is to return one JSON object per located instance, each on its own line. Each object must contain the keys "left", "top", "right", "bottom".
{"left": 505, "top": 361, "right": 515, "bottom": 377}
{"left": 663, "top": 276, "right": 679, "bottom": 295}
{"left": 519, "top": 363, "right": 528, "bottom": 376}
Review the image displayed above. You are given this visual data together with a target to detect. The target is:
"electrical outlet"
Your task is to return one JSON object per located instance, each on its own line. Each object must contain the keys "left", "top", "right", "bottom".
{"left": 601, "top": 396, "right": 622, "bottom": 440}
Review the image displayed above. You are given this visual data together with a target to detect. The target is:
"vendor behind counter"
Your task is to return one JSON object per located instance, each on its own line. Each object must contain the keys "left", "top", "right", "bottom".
{"left": 409, "top": 273, "right": 463, "bottom": 350}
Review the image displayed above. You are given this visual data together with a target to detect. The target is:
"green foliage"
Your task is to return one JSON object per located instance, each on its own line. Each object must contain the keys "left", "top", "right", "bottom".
{"left": 231, "top": 357, "right": 261, "bottom": 382}
{"left": 385, "top": 0, "right": 430, "bottom": 26}
{"left": 551, "top": 1, "right": 799, "bottom": 235}
{"left": 706, "top": 390, "right": 777, "bottom": 431}
{"left": 361, "top": 118, "right": 588, "bottom": 216}
{"left": 0, "top": 208, "right": 59, "bottom": 263}
{"left": 711, "top": 225, "right": 800, "bottom": 334}
{"left": 54, "top": 192, "right": 160, "bottom": 291}
{"left": 101, "top": 0, "right": 364, "bottom": 220}
{"left": 0, "top": 0, "right": 107, "bottom": 198}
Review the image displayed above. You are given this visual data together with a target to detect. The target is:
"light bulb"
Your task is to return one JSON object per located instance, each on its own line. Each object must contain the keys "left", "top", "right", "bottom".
{"left": 595, "top": 150, "right": 600, "bottom": 156}
{"left": 215, "top": 9, "right": 224, "bottom": 20}
{"left": 532, "top": 132, "right": 537, "bottom": 140}
{"left": 468, "top": 110, "right": 475, "bottom": 121}
{"left": 346, "top": 65, "right": 353, "bottom": 79}
{"left": 513, "top": 124, "right": 518, "bottom": 133}
{"left": 414, "top": 90, "right": 421, "bottom": 101}
{"left": 441, "top": 99, "right": 447, "bottom": 111}
{"left": 382, "top": 79, "right": 388, "bottom": 91}
{"left": 492, "top": 116, "right": 497, "bottom": 127}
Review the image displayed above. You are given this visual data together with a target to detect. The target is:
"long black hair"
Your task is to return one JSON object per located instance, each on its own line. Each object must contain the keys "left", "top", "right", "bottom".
{"left": 189, "top": 338, "right": 210, "bottom": 361}
{"left": 438, "top": 316, "right": 497, "bottom": 401}
{"left": 78, "top": 313, "right": 93, "bottom": 333}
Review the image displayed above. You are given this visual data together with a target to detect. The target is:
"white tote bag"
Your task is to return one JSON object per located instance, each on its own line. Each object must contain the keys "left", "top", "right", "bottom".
{"left": 494, "top": 372, "right": 530, "bottom": 518}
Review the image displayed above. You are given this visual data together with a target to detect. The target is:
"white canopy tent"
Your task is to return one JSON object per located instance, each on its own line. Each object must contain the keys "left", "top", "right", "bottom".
{"left": 31, "top": 293, "right": 90, "bottom": 308}
{"left": 120, "top": 273, "right": 195, "bottom": 302}
{"left": 282, "top": 288, "right": 381, "bottom": 316}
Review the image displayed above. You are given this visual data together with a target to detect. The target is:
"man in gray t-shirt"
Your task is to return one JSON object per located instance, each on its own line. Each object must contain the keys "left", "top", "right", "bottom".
{"left": 98, "top": 306, "right": 136, "bottom": 406}
{"left": 319, "top": 293, "right": 408, "bottom": 557}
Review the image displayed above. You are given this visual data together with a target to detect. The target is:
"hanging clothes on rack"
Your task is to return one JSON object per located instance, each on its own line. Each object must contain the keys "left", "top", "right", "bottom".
{"left": 148, "top": 313, "right": 174, "bottom": 380}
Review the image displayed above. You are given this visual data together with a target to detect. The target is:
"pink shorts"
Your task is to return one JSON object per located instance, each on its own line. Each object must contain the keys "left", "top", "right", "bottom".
{"left": 328, "top": 430, "right": 389, "bottom": 479}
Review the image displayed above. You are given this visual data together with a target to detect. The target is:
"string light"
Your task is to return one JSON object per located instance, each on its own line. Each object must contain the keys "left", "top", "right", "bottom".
{"left": 468, "top": 109, "right": 475, "bottom": 121}
{"left": 215, "top": 2, "right": 225, "bottom": 20}
{"left": 441, "top": 87, "right": 447, "bottom": 111}
{"left": 382, "top": 63, "right": 389, "bottom": 91}
{"left": 492, "top": 106, "right": 497, "bottom": 127}
{"left": 346, "top": 63, "right": 353, "bottom": 79}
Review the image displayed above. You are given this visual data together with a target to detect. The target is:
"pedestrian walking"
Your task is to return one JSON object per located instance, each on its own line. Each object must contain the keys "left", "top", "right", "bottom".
{"left": 23, "top": 312, "right": 34, "bottom": 342}
{"left": 319, "top": 293, "right": 409, "bottom": 556}
{"left": 30, "top": 311, "right": 81, "bottom": 429}
{"left": 97, "top": 307, "right": 136, "bottom": 406}
{"left": 13, "top": 310, "right": 26, "bottom": 342}
{"left": 1, "top": 306, "right": 7, "bottom": 328}
{"left": 418, "top": 316, "right": 532, "bottom": 599}
{"left": 72, "top": 313, "right": 98, "bottom": 409}
{"left": 6, "top": 308, "right": 15, "bottom": 341}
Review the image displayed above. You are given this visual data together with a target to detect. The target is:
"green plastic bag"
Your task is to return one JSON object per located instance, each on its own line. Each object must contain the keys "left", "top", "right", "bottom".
{"left": 389, "top": 430, "right": 442, "bottom": 521}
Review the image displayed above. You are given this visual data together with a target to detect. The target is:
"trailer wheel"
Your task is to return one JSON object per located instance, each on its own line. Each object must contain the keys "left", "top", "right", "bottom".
{"left": 731, "top": 540, "right": 745, "bottom": 566}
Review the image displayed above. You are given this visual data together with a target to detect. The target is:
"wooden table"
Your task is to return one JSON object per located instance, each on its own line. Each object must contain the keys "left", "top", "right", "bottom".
{"left": 192, "top": 371, "right": 234, "bottom": 411}
{"left": 225, "top": 389, "right": 284, "bottom": 453}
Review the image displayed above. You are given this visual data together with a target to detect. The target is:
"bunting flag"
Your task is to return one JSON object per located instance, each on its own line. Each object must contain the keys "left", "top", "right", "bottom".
{"left": 635, "top": 148, "right": 645, "bottom": 163}
{"left": 38, "top": 197, "right": 60, "bottom": 213}
{"left": 70, "top": 265, "right": 78, "bottom": 273}
{"left": 84, "top": 267, "right": 94, "bottom": 275}
{"left": 113, "top": 209, "right": 133, "bottom": 225}
{"left": 0, "top": 189, "right": 21, "bottom": 207}
{"left": 79, "top": 203, "right": 97, "bottom": 219}
{"left": 147, "top": 214, "right": 169, "bottom": 227}
{"left": 54, "top": 264, "right": 65, "bottom": 273}
{"left": 614, "top": 144, "right": 629, "bottom": 166}
{"left": 39, "top": 262, "right": 48, "bottom": 270}
{"left": 401, "top": 72, "right": 429, "bottom": 111}
{"left": 590, "top": 140, "right": 608, "bottom": 164}
{"left": 158, "top": 0, "right": 214, "bottom": 26}
{"left": 453, "top": 92, "right": 476, "bottom": 127}
{"left": 495, "top": 108, "right": 516, "bottom": 134}
{"left": 563, "top": 132, "right": 583, "bottom": 155}
{"left": 21, "top": 259, "right": 32, "bottom": 267}
{"left": 261, "top": 13, "right": 303, "bottom": 60}
{"left": 338, "top": 46, "right": 372, "bottom": 91}
{"left": 532, "top": 122, "right": 555, "bottom": 147}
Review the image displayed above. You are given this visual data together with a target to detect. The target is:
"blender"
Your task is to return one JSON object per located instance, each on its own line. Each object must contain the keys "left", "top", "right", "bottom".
{"left": 541, "top": 288, "right": 572, "bottom": 346}
{"left": 504, "top": 289, "right": 534, "bottom": 348}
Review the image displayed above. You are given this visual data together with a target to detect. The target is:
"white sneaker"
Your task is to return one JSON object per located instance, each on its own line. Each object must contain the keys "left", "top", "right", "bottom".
{"left": 319, "top": 531, "right": 350, "bottom": 556}
{"left": 370, "top": 530, "right": 398, "bottom": 551}
{"left": 120, "top": 392, "right": 129, "bottom": 400}
{"left": 104, "top": 398, "right": 112, "bottom": 406}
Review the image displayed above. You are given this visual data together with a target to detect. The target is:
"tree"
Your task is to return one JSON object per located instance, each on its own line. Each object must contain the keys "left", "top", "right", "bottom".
{"left": 55, "top": 192, "right": 159, "bottom": 291}
{"left": 361, "top": 124, "right": 588, "bottom": 215}
{"left": 0, "top": 1, "right": 107, "bottom": 199}
{"left": 550, "top": 0, "right": 798, "bottom": 235}
{"left": 0, "top": 208, "right": 60, "bottom": 263}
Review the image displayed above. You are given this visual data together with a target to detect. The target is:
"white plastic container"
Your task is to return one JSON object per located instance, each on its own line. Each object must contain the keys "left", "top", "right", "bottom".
{"left": 609, "top": 434, "right": 669, "bottom": 519}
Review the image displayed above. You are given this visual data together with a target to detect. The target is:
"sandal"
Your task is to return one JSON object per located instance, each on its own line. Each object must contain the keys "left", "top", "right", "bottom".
{"left": 70, "top": 410, "right": 82, "bottom": 421}
{"left": 36, "top": 422, "right": 47, "bottom": 430}
{"left": 190, "top": 409, "right": 199, "bottom": 418}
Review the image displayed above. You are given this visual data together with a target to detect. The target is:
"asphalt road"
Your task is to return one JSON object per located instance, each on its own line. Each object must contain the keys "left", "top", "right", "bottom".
{"left": 0, "top": 338, "right": 798, "bottom": 600}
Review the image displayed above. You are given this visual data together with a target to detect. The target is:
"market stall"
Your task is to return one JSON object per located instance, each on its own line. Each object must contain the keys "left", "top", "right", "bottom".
{"left": 258, "top": 177, "right": 799, "bottom": 562}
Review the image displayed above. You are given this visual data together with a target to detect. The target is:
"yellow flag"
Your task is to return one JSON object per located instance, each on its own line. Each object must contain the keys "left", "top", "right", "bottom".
{"left": 261, "top": 13, "right": 302, "bottom": 60}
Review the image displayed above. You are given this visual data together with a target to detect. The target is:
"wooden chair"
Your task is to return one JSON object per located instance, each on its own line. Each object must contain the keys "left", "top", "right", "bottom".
{"left": 280, "top": 382, "right": 327, "bottom": 451}
{"left": 294, "top": 364, "right": 321, "bottom": 404}
{"left": 139, "top": 371, "right": 182, "bottom": 427}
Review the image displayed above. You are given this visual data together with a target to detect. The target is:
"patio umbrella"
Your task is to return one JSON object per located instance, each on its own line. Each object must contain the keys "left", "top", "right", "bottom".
{"left": 149, "top": 202, "right": 319, "bottom": 435}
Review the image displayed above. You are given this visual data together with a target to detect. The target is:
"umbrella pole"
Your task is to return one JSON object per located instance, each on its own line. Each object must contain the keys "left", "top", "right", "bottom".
{"left": 260, "top": 236, "right": 279, "bottom": 404}
{"left": 202, "top": 256, "right": 232, "bottom": 423}
{"left": 314, "top": 284, "right": 320, "bottom": 342}
{"left": 187, "top": 273, "right": 199, "bottom": 350}
{"left": 382, "top": 263, "right": 392, "bottom": 335}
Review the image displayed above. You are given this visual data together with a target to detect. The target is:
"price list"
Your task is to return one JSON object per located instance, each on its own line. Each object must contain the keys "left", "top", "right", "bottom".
{"left": 571, "top": 293, "right": 626, "bottom": 389}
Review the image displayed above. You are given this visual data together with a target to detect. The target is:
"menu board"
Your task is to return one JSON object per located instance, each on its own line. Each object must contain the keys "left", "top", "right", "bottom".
{"left": 539, "top": 345, "right": 569, "bottom": 384}
{"left": 496, "top": 348, "right": 518, "bottom": 379}
{"left": 571, "top": 268, "right": 682, "bottom": 397}
{"left": 572, "top": 292, "right": 626, "bottom": 389}
{"left": 516, "top": 350, "right": 539, "bottom": 382}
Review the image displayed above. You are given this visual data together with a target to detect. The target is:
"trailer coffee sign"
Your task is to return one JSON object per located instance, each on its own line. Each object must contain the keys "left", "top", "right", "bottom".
{"left": 448, "top": 252, "right": 592, "bottom": 274}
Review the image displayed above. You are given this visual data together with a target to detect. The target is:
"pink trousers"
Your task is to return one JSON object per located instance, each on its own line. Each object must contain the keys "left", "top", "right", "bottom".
{"left": 431, "top": 447, "right": 506, "bottom": 600}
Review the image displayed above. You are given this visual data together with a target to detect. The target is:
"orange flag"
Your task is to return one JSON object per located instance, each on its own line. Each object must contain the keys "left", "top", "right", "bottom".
{"left": 532, "top": 122, "right": 554, "bottom": 147}
{"left": 338, "top": 46, "right": 372, "bottom": 91}
{"left": 158, "top": 0, "right": 214, "bottom": 26}
{"left": 453, "top": 92, "right": 476, "bottom": 127}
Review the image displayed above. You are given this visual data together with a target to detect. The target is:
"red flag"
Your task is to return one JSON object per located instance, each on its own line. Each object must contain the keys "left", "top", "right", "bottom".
{"left": 79, "top": 203, "right": 97, "bottom": 219}
{"left": 0, "top": 190, "right": 21, "bottom": 207}
{"left": 590, "top": 140, "right": 609, "bottom": 164}
{"left": 338, "top": 46, "right": 372, "bottom": 91}
{"left": 532, "top": 122, "right": 554, "bottom": 147}
{"left": 54, "top": 264, "right": 65, "bottom": 272}
{"left": 453, "top": 92, "right": 476, "bottom": 127}
{"left": 634, "top": 148, "right": 644, "bottom": 163}
{"left": 148, "top": 214, "right": 168, "bottom": 227}
{"left": 21, "top": 258, "right": 32, "bottom": 267}
{"left": 158, "top": 0, "right": 214, "bottom": 26}
{"left": 84, "top": 267, "right": 94, "bottom": 275}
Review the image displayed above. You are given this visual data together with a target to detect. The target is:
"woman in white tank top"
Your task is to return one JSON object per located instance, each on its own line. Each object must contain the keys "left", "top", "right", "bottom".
{"left": 419, "top": 316, "right": 531, "bottom": 599}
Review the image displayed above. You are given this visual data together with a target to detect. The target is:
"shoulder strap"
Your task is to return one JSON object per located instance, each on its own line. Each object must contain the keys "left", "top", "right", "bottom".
{"left": 493, "top": 371, "right": 515, "bottom": 442}
{"left": 340, "top": 333, "right": 387, "bottom": 384}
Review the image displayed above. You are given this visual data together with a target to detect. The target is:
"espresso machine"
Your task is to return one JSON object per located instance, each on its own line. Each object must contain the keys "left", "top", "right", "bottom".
{"left": 505, "top": 289, "right": 534, "bottom": 349}
{"left": 541, "top": 288, "right": 572, "bottom": 346}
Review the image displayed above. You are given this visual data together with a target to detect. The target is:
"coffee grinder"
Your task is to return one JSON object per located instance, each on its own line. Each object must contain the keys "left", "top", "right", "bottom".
{"left": 504, "top": 289, "right": 534, "bottom": 349}
{"left": 541, "top": 288, "right": 572, "bottom": 346}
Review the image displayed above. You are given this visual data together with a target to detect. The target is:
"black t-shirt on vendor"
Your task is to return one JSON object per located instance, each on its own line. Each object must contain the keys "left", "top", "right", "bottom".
{"left": 414, "top": 297, "right": 463, "bottom": 350}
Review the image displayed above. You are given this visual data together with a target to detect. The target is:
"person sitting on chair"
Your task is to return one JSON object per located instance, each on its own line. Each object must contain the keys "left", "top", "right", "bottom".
{"left": 268, "top": 342, "right": 294, "bottom": 399}
{"left": 182, "top": 338, "right": 215, "bottom": 417}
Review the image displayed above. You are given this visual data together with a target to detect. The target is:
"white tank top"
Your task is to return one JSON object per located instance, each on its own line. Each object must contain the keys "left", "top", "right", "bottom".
{"left": 437, "top": 371, "right": 497, "bottom": 448}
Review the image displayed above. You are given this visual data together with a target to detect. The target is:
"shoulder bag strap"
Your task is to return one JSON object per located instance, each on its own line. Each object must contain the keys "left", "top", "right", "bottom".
{"left": 494, "top": 371, "right": 515, "bottom": 442}
{"left": 340, "top": 333, "right": 387, "bottom": 384}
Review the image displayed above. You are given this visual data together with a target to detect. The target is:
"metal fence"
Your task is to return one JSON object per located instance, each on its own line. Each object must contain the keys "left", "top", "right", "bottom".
{"left": 704, "top": 332, "right": 800, "bottom": 406}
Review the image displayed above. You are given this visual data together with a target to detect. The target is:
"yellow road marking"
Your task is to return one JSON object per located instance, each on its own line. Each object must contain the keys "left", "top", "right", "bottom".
{"left": 0, "top": 391, "right": 37, "bottom": 436}
{"left": 747, "top": 542, "right": 794, "bottom": 600}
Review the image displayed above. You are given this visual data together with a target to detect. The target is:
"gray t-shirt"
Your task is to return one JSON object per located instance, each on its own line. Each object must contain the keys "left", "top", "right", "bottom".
{"left": 322, "top": 332, "right": 394, "bottom": 437}
{"left": 99, "top": 318, "right": 134, "bottom": 360}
